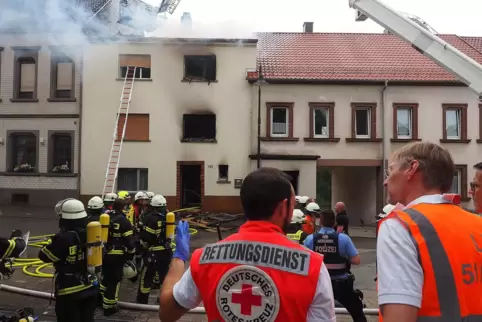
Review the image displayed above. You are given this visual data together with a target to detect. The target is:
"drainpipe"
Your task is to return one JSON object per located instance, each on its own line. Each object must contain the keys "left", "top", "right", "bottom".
{"left": 381, "top": 80, "right": 388, "bottom": 206}
{"left": 77, "top": 51, "right": 84, "bottom": 200}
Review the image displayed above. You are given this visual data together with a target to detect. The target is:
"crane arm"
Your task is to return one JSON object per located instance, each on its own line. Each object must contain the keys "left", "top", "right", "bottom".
{"left": 349, "top": 0, "right": 482, "bottom": 100}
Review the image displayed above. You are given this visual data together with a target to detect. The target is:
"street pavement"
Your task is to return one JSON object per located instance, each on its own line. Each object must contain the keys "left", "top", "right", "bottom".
{"left": 0, "top": 206, "right": 378, "bottom": 321}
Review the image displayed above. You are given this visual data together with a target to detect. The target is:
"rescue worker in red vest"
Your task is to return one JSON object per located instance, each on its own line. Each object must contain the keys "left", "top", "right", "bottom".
{"left": 303, "top": 202, "right": 320, "bottom": 235}
{"left": 159, "top": 167, "right": 336, "bottom": 322}
{"left": 102, "top": 193, "right": 117, "bottom": 213}
{"left": 379, "top": 141, "right": 482, "bottom": 321}
{"left": 136, "top": 195, "right": 172, "bottom": 304}
{"left": 100, "top": 197, "right": 136, "bottom": 316}
{"left": 304, "top": 209, "right": 366, "bottom": 322}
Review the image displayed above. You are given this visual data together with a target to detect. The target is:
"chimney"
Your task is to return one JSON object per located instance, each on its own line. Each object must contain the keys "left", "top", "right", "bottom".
{"left": 303, "top": 22, "right": 313, "bottom": 33}
{"left": 181, "top": 12, "right": 192, "bottom": 29}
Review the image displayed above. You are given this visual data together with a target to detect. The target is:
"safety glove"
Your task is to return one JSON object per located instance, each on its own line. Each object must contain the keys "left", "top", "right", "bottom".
{"left": 173, "top": 221, "right": 190, "bottom": 262}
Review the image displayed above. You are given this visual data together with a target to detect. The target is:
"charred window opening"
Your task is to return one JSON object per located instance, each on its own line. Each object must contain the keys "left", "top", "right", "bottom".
{"left": 218, "top": 164, "right": 229, "bottom": 182}
{"left": 184, "top": 55, "right": 216, "bottom": 82}
{"left": 182, "top": 114, "right": 216, "bottom": 142}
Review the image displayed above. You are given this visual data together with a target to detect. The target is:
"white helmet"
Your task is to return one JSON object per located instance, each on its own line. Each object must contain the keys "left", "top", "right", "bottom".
{"left": 291, "top": 209, "right": 306, "bottom": 224}
{"left": 103, "top": 193, "right": 117, "bottom": 202}
{"left": 55, "top": 199, "right": 87, "bottom": 220}
{"left": 150, "top": 195, "right": 167, "bottom": 207}
{"left": 134, "top": 191, "right": 149, "bottom": 201}
{"left": 123, "top": 260, "right": 138, "bottom": 279}
{"left": 295, "top": 196, "right": 309, "bottom": 204}
{"left": 146, "top": 191, "right": 155, "bottom": 199}
{"left": 305, "top": 202, "right": 320, "bottom": 212}
{"left": 87, "top": 196, "right": 104, "bottom": 210}
{"left": 382, "top": 204, "right": 396, "bottom": 214}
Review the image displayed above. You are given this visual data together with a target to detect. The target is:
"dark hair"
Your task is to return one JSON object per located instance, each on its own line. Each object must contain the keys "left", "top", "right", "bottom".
{"left": 240, "top": 167, "right": 293, "bottom": 220}
{"left": 321, "top": 209, "right": 336, "bottom": 227}
{"left": 113, "top": 199, "right": 125, "bottom": 212}
{"left": 474, "top": 162, "right": 482, "bottom": 171}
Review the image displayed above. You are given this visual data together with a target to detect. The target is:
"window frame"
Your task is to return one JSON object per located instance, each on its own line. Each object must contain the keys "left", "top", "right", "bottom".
{"left": 11, "top": 46, "right": 40, "bottom": 102}
{"left": 355, "top": 108, "right": 371, "bottom": 138}
{"left": 116, "top": 113, "right": 150, "bottom": 142}
{"left": 183, "top": 55, "right": 217, "bottom": 82}
{"left": 49, "top": 51, "right": 76, "bottom": 101}
{"left": 118, "top": 54, "right": 151, "bottom": 80}
{"left": 350, "top": 103, "right": 377, "bottom": 140}
{"left": 309, "top": 102, "right": 335, "bottom": 139}
{"left": 181, "top": 114, "right": 217, "bottom": 142}
{"left": 117, "top": 168, "right": 149, "bottom": 192}
{"left": 0, "top": 47, "right": 3, "bottom": 100}
{"left": 392, "top": 103, "right": 419, "bottom": 141}
{"left": 217, "top": 164, "right": 229, "bottom": 183}
{"left": 48, "top": 131, "right": 75, "bottom": 174}
{"left": 451, "top": 164, "right": 469, "bottom": 201}
{"left": 442, "top": 104, "right": 468, "bottom": 142}
{"left": 6, "top": 130, "right": 39, "bottom": 173}
{"left": 266, "top": 102, "right": 294, "bottom": 138}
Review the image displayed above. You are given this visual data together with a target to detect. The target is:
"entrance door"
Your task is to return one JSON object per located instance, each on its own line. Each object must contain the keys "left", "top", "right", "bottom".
{"left": 180, "top": 164, "right": 202, "bottom": 208}
{"left": 283, "top": 171, "right": 299, "bottom": 194}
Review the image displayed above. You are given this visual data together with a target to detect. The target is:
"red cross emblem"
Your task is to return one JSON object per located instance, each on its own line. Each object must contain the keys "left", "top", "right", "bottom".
{"left": 231, "top": 284, "right": 262, "bottom": 315}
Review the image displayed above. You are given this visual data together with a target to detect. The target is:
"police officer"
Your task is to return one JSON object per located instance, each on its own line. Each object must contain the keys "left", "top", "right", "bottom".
{"left": 38, "top": 199, "right": 98, "bottom": 322}
{"left": 100, "top": 197, "right": 136, "bottom": 316}
{"left": 86, "top": 196, "right": 104, "bottom": 222}
{"left": 136, "top": 195, "right": 173, "bottom": 304}
{"left": 159, "top": 167, "right": 336, "bottom": 322}
{"left": 304, "top": 209, "right": 366, "bottom": 322}
{"left": 102, "top": 193, "right": 117, "bottom": 213}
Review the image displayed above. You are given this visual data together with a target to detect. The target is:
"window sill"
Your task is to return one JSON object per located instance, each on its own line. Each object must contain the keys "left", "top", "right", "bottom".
{"left": 391, "top": 138, "right": 422, "bottom": 143}
{"left": 477, "top": 139, "right": 482, "bottom": 144}
{"left": 115, "top": 78, "right": 152, "bottom": 82}
{"left": 120, "top": 139, "right": 151, "bottom": 142}
{"left": 439, "top": 139, "right": 471, "bottom": 144}
{"left": 47, "top": 98, "right": 77, "bottom": 102}
{"left": 181, "top": 78, "right": 218, "bottom": 83}
{"left": 181, "top": 138, "right": 217, "bottom": 143}
{"left": 44, "top": 173, "right": 78, "bottom": 177}
{"left": 217, "top": 180, "right": 231, "bottom": 184}
{"left": 0, "top": 172, "right": 40, "bottom": 176}
{"left": 304, "top": 137, "right": 340, "bottom": 142}
{"left": 260, "top": 137, "right": 299, "bottom": 142}
{"left": 10, "top": 98, "right": 39, "bottom": 103}
{"left": 346, "top": 138, "right": 383, "bottom": 143}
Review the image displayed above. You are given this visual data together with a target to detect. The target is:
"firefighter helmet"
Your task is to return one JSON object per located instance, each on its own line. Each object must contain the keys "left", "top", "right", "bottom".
{"left": 146, "top": 191, "right": 155, "bottom": 199}
{"left": 134, "top": 191, "right": 149, "bottom": 201}
{"left": 103, "top": 193, "right": 117, "bottom": 202}
{"left": 55, "top": 199, "right": 87, "bottom": 220}
{"left": 123, "top": 260, "right": 138, "bottom": 279}
{"left": 150, "top": 195, "right": 167, "bottom": 207}
{"left": 305, "top": 202, "right": 320, "bottom": 213}
{"left": 291, "top": 209, "right": 305, "bottom": 224}
{"left": 87, "top": 196, "right": 104, "bottom": 210}
{"left": 117, "top": 191, "right": 130, "bottom": 200}
{"left": 295, "top": 196, "right": 309, "bottom": 204}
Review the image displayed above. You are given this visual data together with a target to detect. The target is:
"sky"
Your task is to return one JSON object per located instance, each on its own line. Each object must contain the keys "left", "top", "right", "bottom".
{"left": 143, "top": 0, "right": 482, "bottom": 37}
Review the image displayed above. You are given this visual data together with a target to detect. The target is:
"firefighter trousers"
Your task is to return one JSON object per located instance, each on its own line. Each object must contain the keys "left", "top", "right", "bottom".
{"left": 100, "top": 255, "right": 124, "bottom": 311}
{"left": 136, "top": 249, "right": 172, "bottom": 304}
{"left": 55, "top": 287, "right": 98, "bottom": 322}
{"left": 332, "top": 277, "right": 367, "bottom": 322}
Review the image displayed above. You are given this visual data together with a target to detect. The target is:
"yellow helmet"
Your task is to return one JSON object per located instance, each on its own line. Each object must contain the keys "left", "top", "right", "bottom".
{"left": 117, "top": 191, "right": 130, "bottom": 200}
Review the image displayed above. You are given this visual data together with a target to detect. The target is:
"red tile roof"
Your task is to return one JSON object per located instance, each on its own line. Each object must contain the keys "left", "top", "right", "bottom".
{"left": 248, "top": 33, "right": 482, "bottom": 83}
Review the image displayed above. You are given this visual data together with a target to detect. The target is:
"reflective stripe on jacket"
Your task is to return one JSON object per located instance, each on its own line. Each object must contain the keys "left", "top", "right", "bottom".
{"left": 378, "top": 204, "right": 482, "bottom": 321}
{"left": 190, "top": 221, "right": 323, "bottom": 322}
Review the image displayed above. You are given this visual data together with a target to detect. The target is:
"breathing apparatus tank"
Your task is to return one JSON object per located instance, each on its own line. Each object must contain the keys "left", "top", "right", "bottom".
{"left": 99, "top": 213, "right": 110, "bottom": 243}
{"left": 165, "top": 212, "right": 176, "bottom": 243}
{"left": 86, "top": 221, "right": 102, "bottom": 275}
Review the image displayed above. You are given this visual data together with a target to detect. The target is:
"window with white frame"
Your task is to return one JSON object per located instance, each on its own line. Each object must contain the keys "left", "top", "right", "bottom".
{"left": 355, "top": 108, "right": 370, "bottom": 138}
{"left": 445, "top": 109, "right": 461, "bottom": 139}
{"left": 313, "top": 107, "right": 329, "bottom": 138}
{"left": 397, "top": 108, "right": 412, "bottom": 138}
{"left": 270, "top": 107, "right": 288, "bottom": 137}
{"left": 117, "top": 168, "right": 148, "bottom": 192}
{"left": 449, "top": 168, "right": 462, "bottom": 194}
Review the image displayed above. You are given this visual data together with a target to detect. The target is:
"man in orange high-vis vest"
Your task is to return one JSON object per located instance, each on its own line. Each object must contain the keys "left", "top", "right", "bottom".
{"left": 378, "top": 141, "right": 482, "bottom": 322}
{"left": 159, "top": 167, "right": 336, "bottom": 322}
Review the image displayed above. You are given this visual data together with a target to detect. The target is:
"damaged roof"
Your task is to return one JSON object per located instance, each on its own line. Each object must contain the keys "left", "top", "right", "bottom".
{"left": 247, "top": 32, "right": 482, "bottom": 83}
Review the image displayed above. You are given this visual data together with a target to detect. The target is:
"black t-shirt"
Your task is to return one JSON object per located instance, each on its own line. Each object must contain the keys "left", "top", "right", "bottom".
{"left": 336, "top": 211, "right": 349, "bottom": 235}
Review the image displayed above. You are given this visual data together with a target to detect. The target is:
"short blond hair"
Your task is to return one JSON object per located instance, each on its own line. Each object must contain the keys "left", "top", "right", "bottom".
{"left": 392, "top": 141, "right": 455, "bottom": 192}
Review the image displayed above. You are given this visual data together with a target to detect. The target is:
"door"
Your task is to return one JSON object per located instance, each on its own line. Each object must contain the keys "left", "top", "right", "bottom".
{"left": 180, "top": 164, "right": 202, "bottom": 208}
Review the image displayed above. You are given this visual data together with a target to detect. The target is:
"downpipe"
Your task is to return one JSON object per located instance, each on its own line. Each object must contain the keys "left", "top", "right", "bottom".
{"left": 381, "top": 80, "right": 389, "bottom": 204}
{"left": 0, "top": 284, "right": 380, "bottom": 315}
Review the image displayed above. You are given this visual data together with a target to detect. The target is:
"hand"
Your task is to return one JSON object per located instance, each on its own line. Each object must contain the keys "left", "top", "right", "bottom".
{"left": 173, "top": 220, "right": 190, "bottom": 262}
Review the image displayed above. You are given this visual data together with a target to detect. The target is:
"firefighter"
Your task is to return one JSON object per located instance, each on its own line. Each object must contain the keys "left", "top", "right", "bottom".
{"left": 303, "top": 201, "right": 320, "bottom": 234}
{"left": 0, "top": 229, "right": 27, "bottom": 280}
{"left": 100, "top": 197, "right": 136, "bottom": 316}
{"left": 136, "top": 195, "right": 173, "bottom": 304}
{"left": 102, "top": 193, "right": 117, "bottom": 213}
{"left": 294, "top": 195, "right": 309, "bottom": 210}
{"left": 38, "top": 199, "right": 98, "bottom": 322}
{"left": 146, "top": 191, "right": 155, "bottom": 200}
{"left": 286, "top": 209, "right": 307, "bottom": 243}
{"left": 87, "top": 196, "right": 104, "bottom": 222}
{"left": 127, "top": 191, "right": 149, "bottom": 229}
{"left": 117, "top": 191, "right": 131, "bottom": 215}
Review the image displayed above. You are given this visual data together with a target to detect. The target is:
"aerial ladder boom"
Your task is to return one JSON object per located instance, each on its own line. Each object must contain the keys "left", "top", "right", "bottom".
{"left": 349, "top": 0, "right": 482, "bottom": 100}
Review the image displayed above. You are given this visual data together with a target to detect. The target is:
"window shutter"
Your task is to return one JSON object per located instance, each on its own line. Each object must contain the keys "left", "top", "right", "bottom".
{"left": 117, "top": 114, "right": 150, "bottom": 141}
{"left": 205, "top": 55, "right": 216, "bottom": 81}
{"left": 119, "top": 55, "right": 151, "bottom": 68}
{"left": 56, "top": 62, "right": 73, "bottom": 90}
{"left": 20, "top": 63, "right": 35, "bottom": 92}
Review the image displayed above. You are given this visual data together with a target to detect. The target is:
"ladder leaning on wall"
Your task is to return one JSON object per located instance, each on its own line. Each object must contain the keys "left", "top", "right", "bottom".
{"left": 101, "top": 66, "right": 137, "bottom": 199}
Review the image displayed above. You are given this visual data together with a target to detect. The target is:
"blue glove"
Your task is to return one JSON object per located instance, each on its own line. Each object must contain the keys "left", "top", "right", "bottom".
{"left": 173, "top": 220, "right": 190, "bottom": 262}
